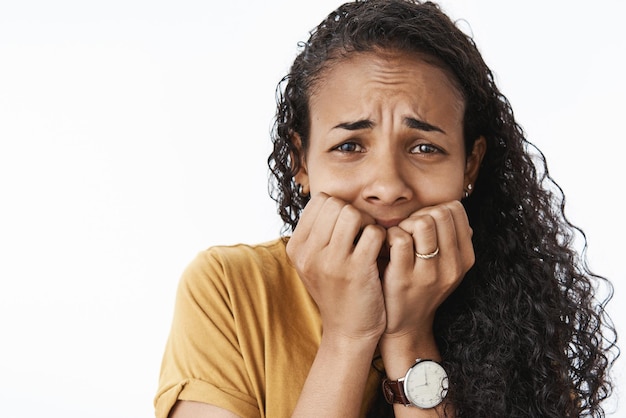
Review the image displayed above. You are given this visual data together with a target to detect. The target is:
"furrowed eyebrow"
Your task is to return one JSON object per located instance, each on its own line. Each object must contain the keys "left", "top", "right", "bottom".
{"left": 404, "top": 117, "right": 445, "bottom": 134}
{"left": 332, "top": 119, "right": 374, "bottom": 131}
{"left": 331, "top": 117, "right": 445, "bottom": 134}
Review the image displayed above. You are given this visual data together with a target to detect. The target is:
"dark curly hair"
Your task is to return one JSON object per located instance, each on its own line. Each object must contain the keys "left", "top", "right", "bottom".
{"left": 267, "top": 0, "right": 618, "bottom": 416}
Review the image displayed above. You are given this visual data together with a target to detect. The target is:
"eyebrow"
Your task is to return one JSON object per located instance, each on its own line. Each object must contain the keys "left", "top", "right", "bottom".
{"left": 404, "top": 117, "right": 446, "bottom": 134}
{"left": 332, "top": 117, "right": 446, "bottom": 134}
{"left": 333, "top": 119, "right": 374, "bottom": 131}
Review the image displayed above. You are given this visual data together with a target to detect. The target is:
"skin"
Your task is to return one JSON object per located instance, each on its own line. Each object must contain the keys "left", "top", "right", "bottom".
{"left": 171, "top": 50, "right": 486, "bottom": 418}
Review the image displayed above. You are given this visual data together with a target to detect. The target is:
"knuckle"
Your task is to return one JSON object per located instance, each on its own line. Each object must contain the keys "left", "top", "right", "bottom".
{"left": 466, "top": 252, "right": 476, "bottom": 269}
{"left": 411, "top": 215, "right": 436, "bottom": 233}
{"left": 430, "top": 206, "right": 453, "bottom": 223}
{"left": 395, "top": 231, "right": 414, "bottom": 247}
{"left": 325, "top": 195, "right": 345, "bottom": 210}
{"left": 448, "top": 199, "right": 464, "bottom": 211}
{"left": 339, "top": 204, "right": 359, "bottom": 220}
{"left": 362, "top": 224, "right": 385, "bottom": 240}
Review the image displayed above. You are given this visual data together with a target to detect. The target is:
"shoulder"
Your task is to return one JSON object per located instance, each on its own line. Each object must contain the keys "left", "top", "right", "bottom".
{"left": 179, "top": 237, "right": 295, "bottom": 296}
{"left": 193, "top": 237, "right": 291, "bottom": 277}
{"left": 201, "top": 237, "right": 290, "bottom": 266}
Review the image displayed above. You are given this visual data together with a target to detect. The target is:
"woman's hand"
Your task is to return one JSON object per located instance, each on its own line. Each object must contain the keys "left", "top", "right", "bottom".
{"left": 286, "top": 192, "right": 387, "bottom": 341}
{"left": 381, "top": 200, "right": 475, "bottom": 340}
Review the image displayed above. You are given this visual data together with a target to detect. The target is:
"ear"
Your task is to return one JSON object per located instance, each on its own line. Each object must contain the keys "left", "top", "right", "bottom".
{"left": 464, "top": 136, "right": 486, "bottom": 190}
{"left": 292, "top": 133, "right": 310, "bottom": 195}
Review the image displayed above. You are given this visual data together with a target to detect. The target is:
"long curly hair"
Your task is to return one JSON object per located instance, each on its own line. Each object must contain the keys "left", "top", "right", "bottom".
{"left": 267, "top": 0, "right": 618, "bottom": 416}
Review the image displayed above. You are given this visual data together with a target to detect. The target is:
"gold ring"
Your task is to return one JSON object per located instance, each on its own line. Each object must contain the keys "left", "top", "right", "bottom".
{"left": 415, "top": 247, "right": 440, "bottom": 260}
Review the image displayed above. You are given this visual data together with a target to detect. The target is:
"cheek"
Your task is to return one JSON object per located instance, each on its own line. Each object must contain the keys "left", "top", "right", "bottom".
{"left": 412, "top": 169, "right": 465, "bottom": 203}
{"left": 308, "top": 168, "right": 361, "bottom": 200}
{"left": 420, "top": 185, "right": 463, "bottom": 204}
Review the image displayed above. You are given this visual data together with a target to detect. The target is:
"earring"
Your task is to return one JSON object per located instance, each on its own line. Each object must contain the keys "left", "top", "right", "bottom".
{"left": 463, "top": 183, "right": 473, "bottom": 199}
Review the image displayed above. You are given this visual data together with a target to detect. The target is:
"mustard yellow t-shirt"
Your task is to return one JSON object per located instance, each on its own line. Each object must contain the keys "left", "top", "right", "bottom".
{"left": 155, "top": 238, "right": 382, "bottom": 418}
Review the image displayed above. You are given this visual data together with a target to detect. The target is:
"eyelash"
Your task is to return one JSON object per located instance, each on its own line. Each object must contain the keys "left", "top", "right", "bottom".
{"left": 410, "top": 143, "right": 442, "bottom": 154}
{"left": 333, "top": 142, "right": 364, "bottom": 153}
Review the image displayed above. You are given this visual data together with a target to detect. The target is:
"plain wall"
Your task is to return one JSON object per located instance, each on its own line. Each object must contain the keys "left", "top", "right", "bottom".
{"left": 0, "top": 1, "right": 624, "bottom": 416}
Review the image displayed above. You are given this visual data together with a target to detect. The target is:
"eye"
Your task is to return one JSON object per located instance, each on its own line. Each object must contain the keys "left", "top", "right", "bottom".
{"left": 333, "top": 142, "right": 364, "bottom": 153}
{"left": 410, "top": 143, "right": 441, "bottom": 154}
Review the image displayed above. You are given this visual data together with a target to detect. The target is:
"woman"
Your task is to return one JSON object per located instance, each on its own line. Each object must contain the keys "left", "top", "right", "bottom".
{"left": 155, "top": 1, "right": 617, "bottom": 416}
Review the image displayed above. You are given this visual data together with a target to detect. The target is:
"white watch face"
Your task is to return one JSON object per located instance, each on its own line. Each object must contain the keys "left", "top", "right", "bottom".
{"left": 404, "top": 360, "right": 449, "bottom": 409}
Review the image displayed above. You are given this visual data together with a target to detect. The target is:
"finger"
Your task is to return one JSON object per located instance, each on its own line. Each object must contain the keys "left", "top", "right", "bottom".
{"left": 353, "top": 223, "right": 386, "bottom": 262}
{"left": 446, "top": 200, "right": 472, "bottom": 245}
{"left": 304, "top": 196, "right": 349, "bottom": 250}
{"left": 414, "top": 201, "right": 474, "bottom": 272}
{"left": 445, "top": 200, "right": 475, "bottom": 267}
{"left": 330, "top": 205, "right": 377, "bottom": 257}
{"left": 398, "top": 214, "right": 439, "bottom": 258}
{"left": 425, "top": 204, "right": 457, "bottom": 258}
{"left": 385, "top": 226, "right": 415, "bottom": 269}
{"left": 290, "top": 192, "right": 330, "bottom": 245}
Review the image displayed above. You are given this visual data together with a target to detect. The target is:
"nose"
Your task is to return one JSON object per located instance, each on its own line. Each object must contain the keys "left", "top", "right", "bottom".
{"left": 361, "top": 152, "right": 413, "bottom": 205}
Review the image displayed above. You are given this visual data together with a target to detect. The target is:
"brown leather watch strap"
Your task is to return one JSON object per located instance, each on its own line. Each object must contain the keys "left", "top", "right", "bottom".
{"left": 382, "top": 378, "right": 411, "bottom": 405}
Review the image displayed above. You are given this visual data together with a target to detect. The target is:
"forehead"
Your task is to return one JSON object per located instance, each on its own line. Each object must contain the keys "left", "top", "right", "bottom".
{"left": 314, "top": 48, "right": 462, "bottom": 90}
{"left": 308, "top": 50, "right": 465, "bottom": 125}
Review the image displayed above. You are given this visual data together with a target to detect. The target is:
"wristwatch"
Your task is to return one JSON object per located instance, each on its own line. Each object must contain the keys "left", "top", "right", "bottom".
{"left": 382, "top": 359, "right": 449, "bottom": 408}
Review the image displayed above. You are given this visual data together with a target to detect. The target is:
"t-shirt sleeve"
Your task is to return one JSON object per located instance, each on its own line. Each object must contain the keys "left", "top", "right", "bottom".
{"left": 154, "top": 249, "right": 261, "bottom": 418}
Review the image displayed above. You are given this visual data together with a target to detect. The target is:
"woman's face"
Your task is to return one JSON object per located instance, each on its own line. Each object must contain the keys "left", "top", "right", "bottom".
{"left": 295, "top": 50, "right": 485, "bottom": 228}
